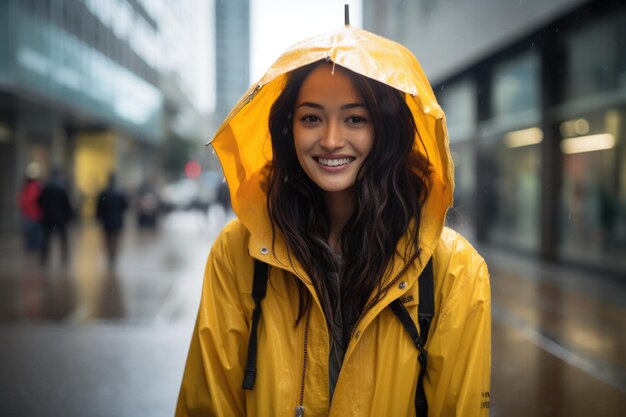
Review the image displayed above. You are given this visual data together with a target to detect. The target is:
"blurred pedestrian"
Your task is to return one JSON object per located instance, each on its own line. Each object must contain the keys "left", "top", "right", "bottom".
{"left": 177, "top": 23, "right": 490, "bottom": 417}
{"left": 136, "top": 180, "right": 159, "bottom": 229}
{"left": 17, "top": 163, "right": 43, "bottom": 251}
{"left": 38, "top": 167, "right": 73, "bottom": 266}
{"left": 96, "top": 174, "right": 128, "bottom": 266}
{"left": 216, "top": 180, "right": 231, "bottom": 211}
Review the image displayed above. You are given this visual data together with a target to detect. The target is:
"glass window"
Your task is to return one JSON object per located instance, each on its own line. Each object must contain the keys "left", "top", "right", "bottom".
{"left": 558, "top": 106, "right": 626, "bottom": 271}
{"left": 478, "top": 133, "right": 541, "bottom": 252}
{"left": 438, "top": 79, "right": 476, "bottom": 143}
{"left": 477, "top": 50, "right": 542, "bottom": 251}
{"left": 439, "top": 79, "right": 478, "bottom": 237}
{"left": 618, "top": 12, "right": 626, "bottom": 89}
{"left": 560, "top": 9, "right": 626, "bottom": 103}
{"left": 448, "top": 141, "right": 476, "bottom": 238}
{"left": 492, "top": 51, "right": 540, "bottom": 118}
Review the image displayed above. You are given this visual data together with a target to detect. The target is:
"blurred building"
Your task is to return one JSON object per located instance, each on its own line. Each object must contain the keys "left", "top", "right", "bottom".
{"left": 0, "top": 0, "right": 209, "bottom": 232}
{"left": 214, "top": 0, "right": 250, "bottom": 124}
{"left": 364, "top": 0, "right": 626, "bottom": 275}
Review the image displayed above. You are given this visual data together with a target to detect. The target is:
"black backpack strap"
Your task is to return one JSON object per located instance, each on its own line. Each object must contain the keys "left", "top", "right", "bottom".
{"left": 418, "top": 258, "right": 434, "bottom": 347}
{"left": 390, "top": 257, "right": 434, "bottom": 417}
{"left": 242, "top": 260, "right": 269, "bottom": 390}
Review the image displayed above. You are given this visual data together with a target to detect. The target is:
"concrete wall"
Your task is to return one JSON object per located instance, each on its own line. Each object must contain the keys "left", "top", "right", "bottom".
{"left": 364, "top": 0, "right": 589, "bottom": 83}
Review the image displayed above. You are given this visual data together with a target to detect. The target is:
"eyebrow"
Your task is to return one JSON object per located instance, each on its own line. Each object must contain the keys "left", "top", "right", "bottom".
{"left": 296, "top": 102, "right": 367, "bottom": 111}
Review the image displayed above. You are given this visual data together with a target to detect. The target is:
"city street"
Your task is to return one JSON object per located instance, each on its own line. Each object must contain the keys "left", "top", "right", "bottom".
{"left": 1, "top": 1, "right": 624, "bottom": 416}
{"left": 0, "top": 208, "right": 625, "bottom": 416}
{"left": 0, "top": 207, "right": 232, "bottom": 417}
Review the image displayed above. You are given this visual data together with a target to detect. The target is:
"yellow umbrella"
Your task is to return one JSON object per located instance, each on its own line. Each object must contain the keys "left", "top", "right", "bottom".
{"left": 210, "top": 24, "right": 454, "bottom": 257}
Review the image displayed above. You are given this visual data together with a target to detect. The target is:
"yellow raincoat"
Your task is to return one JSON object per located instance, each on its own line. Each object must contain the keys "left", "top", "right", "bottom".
{"left": 176, "top": 26, "right": 491, "bottom": 417}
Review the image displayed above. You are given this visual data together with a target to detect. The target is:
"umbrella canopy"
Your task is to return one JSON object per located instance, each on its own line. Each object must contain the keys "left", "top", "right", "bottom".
{"left": 210, "top": 25, "right": 454, "bottom": 260}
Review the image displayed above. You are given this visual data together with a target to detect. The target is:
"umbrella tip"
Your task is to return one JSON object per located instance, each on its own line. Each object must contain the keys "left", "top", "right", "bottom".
{"left": 344, "top": 4, "right": 350, "bottom": 26}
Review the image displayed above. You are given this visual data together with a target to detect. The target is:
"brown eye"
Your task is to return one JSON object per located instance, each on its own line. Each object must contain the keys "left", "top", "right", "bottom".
{"left": 301, "top": 115, "right": 321, "bottom": 123}
{"left": 346, "top": 116, "right": 367, "bottom": 124}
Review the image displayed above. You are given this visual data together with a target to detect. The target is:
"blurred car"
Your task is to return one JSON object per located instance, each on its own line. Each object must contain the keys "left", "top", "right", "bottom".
{"left": 161, "top": 179, "right": 199, "bottom": 211}
{"left": 161, "top": 171, "right": 225, "bottom": 212}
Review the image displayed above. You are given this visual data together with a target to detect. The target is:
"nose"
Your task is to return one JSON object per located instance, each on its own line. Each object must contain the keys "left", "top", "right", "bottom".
{"left": 319, "top": 120, "right": 345, "bottom": 150}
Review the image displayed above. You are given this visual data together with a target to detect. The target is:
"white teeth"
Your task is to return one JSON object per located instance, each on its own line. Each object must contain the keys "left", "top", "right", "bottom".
{"left": 317, "top": 157, "right": 353, "bottom": 167}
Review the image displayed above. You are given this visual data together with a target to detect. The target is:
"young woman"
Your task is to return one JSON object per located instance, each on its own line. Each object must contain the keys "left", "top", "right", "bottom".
{"left": 176, "top": 27, "right": 490, "bottom": 417}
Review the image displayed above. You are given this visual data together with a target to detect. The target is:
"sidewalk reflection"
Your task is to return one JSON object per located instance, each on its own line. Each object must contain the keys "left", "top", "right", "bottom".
{"left": 488, "top": 249, "right": 626, "bottom": 416}
{"left": 0, "top": 208, "right": 234, "bottom": 323}
{"left": 16, "top": 269, "right": 76, "bottom": 321}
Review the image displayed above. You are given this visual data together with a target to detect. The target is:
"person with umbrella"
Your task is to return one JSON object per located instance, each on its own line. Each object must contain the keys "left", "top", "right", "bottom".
{"left": 177, "top": 20, "right": 490, "bottom": 417}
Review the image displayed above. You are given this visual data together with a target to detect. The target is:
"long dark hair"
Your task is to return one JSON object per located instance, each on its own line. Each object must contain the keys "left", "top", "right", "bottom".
{"left": 267, "top": 60, "right": 430, "bottom": 342}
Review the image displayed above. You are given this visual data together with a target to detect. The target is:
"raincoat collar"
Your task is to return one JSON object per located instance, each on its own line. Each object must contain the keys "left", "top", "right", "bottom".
{"left": 210, "top": 25, "right": 454, "bottom": 287}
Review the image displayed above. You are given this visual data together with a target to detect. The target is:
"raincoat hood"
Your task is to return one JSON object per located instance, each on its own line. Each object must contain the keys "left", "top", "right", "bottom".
{"left": 210, "top": 25, "right": 454, "bottom": 266}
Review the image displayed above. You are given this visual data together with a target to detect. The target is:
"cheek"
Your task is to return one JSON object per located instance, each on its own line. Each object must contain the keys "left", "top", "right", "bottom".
{"left": 293, "top": 128, "right": 314, "bottom": 157}
{"left": 358, "top": 128, "right": 375, "bottom": 156}
{"left": 292, "top": 133, "right": 307, "bottom": 167}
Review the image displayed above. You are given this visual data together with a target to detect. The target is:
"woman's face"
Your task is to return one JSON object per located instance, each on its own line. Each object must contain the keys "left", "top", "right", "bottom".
{"left": 292, "top": 65, "right": 374, "bottom": 199}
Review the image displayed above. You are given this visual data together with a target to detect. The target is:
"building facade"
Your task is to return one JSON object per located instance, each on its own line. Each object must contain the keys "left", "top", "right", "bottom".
{"left": 364, "top": 0, "right": 626, "bottom": 275}
{"left": 214, "top": 0, "right": 250, "bottom": 124}
{"left": 0, "top": 0, "right": 208, "bottom": 231}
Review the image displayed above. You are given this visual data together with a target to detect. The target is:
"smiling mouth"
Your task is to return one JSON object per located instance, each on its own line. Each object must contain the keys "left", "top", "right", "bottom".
{"left": 315, "top": 157, "right": 355, "bottom": 167}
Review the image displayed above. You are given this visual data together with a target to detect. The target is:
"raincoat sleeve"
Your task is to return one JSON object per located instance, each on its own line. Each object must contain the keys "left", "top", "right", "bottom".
{"left": 176, "top": 222, "right": 251, "bottom": 417}
{"left": 427, "top": 243, "right": 491, "bottom": 417}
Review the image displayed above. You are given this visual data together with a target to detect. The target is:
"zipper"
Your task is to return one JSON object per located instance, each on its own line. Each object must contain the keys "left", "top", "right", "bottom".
{"left": 350, "top": 249, "right": 421, "bottom": 338}
{"left": 296, "top": 305, "right": 312, "bottom": 417}
{"left": 291, "top": 252, "right": 420, "bottom": 415}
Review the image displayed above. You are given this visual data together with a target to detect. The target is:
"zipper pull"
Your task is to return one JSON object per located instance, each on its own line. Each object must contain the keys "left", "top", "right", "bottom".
{"left": 295, "top": 405, "right": 305, "bottom": 417}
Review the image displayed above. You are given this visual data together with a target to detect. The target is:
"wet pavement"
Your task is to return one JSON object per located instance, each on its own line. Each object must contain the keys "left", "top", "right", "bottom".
{"left": 487, "top": 249, "right": 626, "bottom": 416}
{"left": 0, "top": 208, "right": 625, "bottom": 416}
{"left": 0, "top": 207, "right": 232, "bottom": 417}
